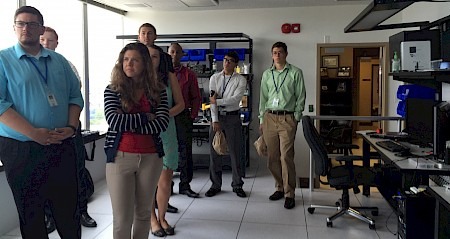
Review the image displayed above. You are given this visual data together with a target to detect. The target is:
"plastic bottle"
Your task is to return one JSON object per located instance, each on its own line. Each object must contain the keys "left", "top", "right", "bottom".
{"left": 212, "top": 59, "right": 217, "bottom": 73}
{"left": 392, "top": 51, "right": 400, "bottom": 72}
{"left": 235, "top": 65, "right": 241, "bottom": 73}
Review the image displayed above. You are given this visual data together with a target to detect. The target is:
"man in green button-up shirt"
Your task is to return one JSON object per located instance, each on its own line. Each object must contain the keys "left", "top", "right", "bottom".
{"left": 258, "top": 42, "right": 306, "bottom": 209}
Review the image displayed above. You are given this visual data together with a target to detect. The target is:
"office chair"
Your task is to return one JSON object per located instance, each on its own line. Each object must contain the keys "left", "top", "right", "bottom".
{"left": 321, "top": 120, "right": 359, "bottom": 155}
{"left": 302, "top": 115, "right": 378, "bottom": 229}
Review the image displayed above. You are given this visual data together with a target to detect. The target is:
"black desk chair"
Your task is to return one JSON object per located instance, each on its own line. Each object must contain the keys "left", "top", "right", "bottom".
{"left": 321, "top": 120, "right": 359, "bottom": 155}
{"left": 302, "top": 116, "right": 378, "bottom": 229}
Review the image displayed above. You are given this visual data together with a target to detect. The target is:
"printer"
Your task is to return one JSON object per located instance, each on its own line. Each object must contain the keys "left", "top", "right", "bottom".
{"left": 400, "top": 41, "right": 431, "bottom": 71}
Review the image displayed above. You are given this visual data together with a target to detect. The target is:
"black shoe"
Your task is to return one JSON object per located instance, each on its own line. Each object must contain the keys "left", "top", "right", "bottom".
{"left": 284, "top": 197, "right": 295, "bottom": 209}
{"left": 232, "top": 188, "right": 247, "bottom": 198}
{"left": 167, "top": 203, "right": 179, "bottom": 213}
{"left": 205, "top": 188, "right": 221, "bottom": 197}
{"left": 180, "top": 188, "right": 200, "bottom": 198}
{"left": 162, "top": 225, "right": 175, "bottom": 235}
{"left": 45, "top": 215, "right": 56, "bottom": 234}
{"left": 81, "top": 211, "right": 97, "bottom": 227}
{"left": 151, "top": 228, "right": 166, "bottom": 237}
{"left": 269, "top": 191, "right": 284, "bottom": 201}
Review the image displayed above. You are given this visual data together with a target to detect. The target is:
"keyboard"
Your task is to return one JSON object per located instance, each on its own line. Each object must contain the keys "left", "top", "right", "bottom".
{"left": 375, "top": 140, "right": 410, "bottom": 153}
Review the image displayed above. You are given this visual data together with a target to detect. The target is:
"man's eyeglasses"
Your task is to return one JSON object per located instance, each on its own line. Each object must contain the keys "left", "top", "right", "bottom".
{"left": 223, "top": 58, "right": 236, "bottom": 63}
{"left": 14, "top": 21, "right": 42, "bottom": 29}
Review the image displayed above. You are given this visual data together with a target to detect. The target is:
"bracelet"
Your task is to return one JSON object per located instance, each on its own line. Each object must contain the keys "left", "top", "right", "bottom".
{"left": 67, "top": 125, "right": 77, "bottom": 135}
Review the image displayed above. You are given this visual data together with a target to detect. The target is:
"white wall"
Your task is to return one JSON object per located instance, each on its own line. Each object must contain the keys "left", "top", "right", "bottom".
{"left": 1, "top": 2, "right": 448, "bottom": 235}
{"left": 123, "top": 5, "right": 400, "bottom": 178}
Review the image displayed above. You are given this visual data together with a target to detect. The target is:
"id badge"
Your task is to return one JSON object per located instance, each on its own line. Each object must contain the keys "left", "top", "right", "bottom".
{"left": 272, "top": 98, "right": 279, "bottom": 107}
{"left": 47, "top": 93, "right": 58, "bottom": 107}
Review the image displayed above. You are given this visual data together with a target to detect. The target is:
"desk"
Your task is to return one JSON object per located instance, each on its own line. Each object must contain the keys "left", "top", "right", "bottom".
{"left": 427, "top": 186, "right": 450, "bottom": 239}
{"left": 193, "top": 121, "right": 250, "bottom": 177}
{"left": 360, "top": 132, "right": 450, "bottom": 195}
{"left": 82, "top": 130, "right": 105, "bottom": 144}
{"left": 81, "top": 130, "right": 105, "bottom": 161}
{"left": 360, "top": 132, "right": 450, "bottom": 239}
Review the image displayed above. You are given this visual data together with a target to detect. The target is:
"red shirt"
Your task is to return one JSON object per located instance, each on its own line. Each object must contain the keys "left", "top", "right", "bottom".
{"left": 174, "top": 66, "right": 201, "bottom": 119}
{"left": 118, "top": 94, "right": 156, "bottom": 153}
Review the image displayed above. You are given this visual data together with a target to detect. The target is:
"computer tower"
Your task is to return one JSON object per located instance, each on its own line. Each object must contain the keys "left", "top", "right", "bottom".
{"left": 397, "top": 192, "right": 435, "bottom": 239}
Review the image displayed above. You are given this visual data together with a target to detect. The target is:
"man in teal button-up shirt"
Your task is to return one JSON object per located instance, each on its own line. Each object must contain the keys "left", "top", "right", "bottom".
{"left": 0, "top": 6, "right": 83, "bottom": 238}
{"left": 259, "top": 42, "right": 306, "bottom": 209}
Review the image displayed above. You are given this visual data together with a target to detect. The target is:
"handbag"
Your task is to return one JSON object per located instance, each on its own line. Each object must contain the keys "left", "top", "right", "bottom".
{"left": 212, "top": 131, "right": 228, "bottom": 155}
{"left": 254, "top": 136, "right": 268, "bottom": 157}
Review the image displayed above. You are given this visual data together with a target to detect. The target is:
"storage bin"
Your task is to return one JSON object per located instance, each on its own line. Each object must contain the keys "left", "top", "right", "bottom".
{"left": 214, "top": 48, "right": 246, "bottom": 61}
{"left": 240, "top": 111, "right": 250, "bottom": 122}
{"left": 397, "top": 100, "right": 406, "bottom": 117}
{"left": 214, "top": 49, "right": 228, "bottom": 61}
{"left": 397, "top": 85, "right": 435, "bottom": 101}
{"left": 189, "top": 49, "right": 207, "bottom": 61}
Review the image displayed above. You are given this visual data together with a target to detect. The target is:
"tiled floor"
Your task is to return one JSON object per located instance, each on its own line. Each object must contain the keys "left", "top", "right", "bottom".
{"left": 1, "top": 156, "right": 398, "bottom": 239}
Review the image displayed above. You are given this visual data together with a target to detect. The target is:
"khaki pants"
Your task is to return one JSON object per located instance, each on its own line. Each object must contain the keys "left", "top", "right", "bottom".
{"left": 263, "top": 112, "right": 298, "bottom": 198}
{"left": 106, "top": 151, "right": 163, "bottom": 239}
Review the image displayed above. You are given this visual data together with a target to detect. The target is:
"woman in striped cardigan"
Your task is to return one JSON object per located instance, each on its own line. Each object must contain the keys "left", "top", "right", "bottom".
{"left": 103, "top": 42, "right": 169, "bottom": 239}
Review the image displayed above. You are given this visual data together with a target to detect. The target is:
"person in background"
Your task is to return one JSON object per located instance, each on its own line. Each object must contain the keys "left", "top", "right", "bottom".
{"left": 206, "top": 51, "right": 247, "bottom": 198}
{"left": 168, "top": 43, "right": 201, "bottom": 198}
{"left": 148, "top": 44, "right": 184, "bottom": 237}
{"left": 138, "top": 22, "right": 179, "bottom": 213}
{"left": 104, "top": 42, "right": 169, "bottom": 239}
{"left": 40, "top": 26, "right": 97, "bottom": 232}
{"left": 258, "top": 42, "right": 306, "bottom": 210}
{"left": 0, "top": 6, "right": 84, "bottom": 238}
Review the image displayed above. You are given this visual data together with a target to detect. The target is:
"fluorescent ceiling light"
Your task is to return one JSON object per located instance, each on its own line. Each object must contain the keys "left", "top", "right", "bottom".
{"left": 344, "top": 0, "right": 427, "bottom": 33}
{"left": 178, "top": 0, "right": 219, "bottom": 7}
{"left": 124, "top": 3, "right": 152, "bottom": 8}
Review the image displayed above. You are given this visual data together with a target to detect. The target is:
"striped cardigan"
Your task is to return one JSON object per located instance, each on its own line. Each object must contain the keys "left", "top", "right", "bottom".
{"left": 103, "top": 85, "right": 170, "bottom": 162}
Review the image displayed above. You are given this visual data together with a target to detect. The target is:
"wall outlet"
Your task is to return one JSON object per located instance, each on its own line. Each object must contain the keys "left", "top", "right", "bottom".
{"left": 308, "top": 105, "right": 314, "bottom": 112}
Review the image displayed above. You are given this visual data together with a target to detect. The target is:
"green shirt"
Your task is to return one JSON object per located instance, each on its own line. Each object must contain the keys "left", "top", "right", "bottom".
{"left": 258, "top": 63, "right": 306, "bottom": 123}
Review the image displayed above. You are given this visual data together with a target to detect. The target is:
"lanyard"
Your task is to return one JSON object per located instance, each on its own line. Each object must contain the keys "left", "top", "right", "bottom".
{"left": 28, "top": 57, "right": 48, "bottom": 85}
{"left": 222, "top": 72, "right": 233, "bottom": 96}
{"left": 271, "top": 67, "right": 289, "bottom": 93}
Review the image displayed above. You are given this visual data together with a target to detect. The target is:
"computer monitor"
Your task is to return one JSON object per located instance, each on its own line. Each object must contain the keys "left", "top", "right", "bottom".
{"left": 433, "top": 101, "right": 450, "bottom": 163}
{"left": 404, "top": 98, "right": 435, "bottom": 147}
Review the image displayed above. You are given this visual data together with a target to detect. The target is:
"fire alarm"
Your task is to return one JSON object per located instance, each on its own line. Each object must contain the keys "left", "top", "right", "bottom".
{"left": 281, "top": 23, "right": 291, "bottom": 34}
{"left": 291, "top": 23, "right": 301, "bottom": 33}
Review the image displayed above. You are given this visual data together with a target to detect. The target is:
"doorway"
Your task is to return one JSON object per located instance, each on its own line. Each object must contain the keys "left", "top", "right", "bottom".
{"left": 317, "top": 43, "right": 388, "bottom": 137}
{"left": 354, "top": 47, "right": 381, "bottom": 131}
